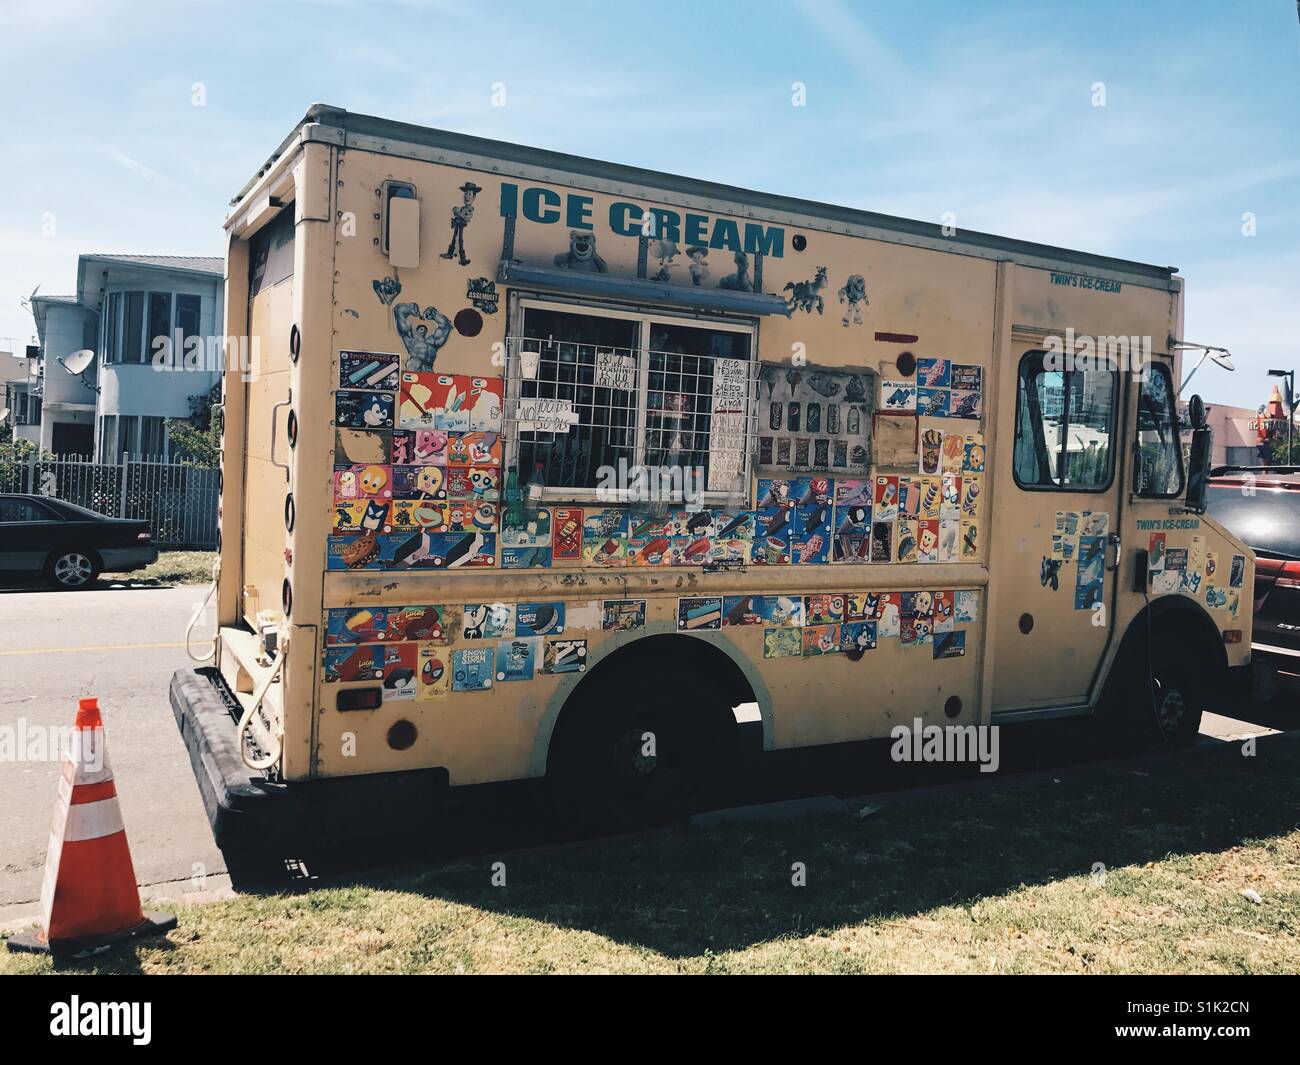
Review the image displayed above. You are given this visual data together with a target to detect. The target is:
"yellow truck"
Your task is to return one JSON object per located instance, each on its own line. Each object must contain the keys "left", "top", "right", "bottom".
{"left": 171, "top": 104, "right": 1253, "bottom": 849}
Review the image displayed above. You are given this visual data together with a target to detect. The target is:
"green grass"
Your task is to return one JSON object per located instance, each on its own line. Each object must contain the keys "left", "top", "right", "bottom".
{"left": 4, "top": 737, "right": 1299, "bottom": 974}
{"left": 116, "top": 551, "right": 216, "bottom": 587}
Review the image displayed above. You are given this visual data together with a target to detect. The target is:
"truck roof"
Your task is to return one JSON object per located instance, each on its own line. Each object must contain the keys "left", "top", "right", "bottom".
{"left": 234, "top": 103, "right": 1178, "bottom": 289}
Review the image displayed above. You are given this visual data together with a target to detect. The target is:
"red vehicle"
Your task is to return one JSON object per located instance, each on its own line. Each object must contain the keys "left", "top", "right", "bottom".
{"left": 1206, "top": 466, "right": 1300, "bottom": 694}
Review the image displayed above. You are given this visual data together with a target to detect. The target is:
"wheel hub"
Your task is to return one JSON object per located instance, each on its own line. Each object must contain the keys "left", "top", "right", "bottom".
{"left": 55, "top": 554, "right": 92, "bottom": 585}
{"left": 1157, "top": 687, "right": 1186, "bottom": 732}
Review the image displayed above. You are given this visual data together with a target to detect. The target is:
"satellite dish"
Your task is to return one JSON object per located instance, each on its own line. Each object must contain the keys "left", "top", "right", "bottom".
{"left": 62, "top": 349, "right": 96, "bottom": 375}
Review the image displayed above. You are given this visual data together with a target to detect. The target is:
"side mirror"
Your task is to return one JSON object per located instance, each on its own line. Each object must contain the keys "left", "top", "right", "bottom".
{"left": 1186, "top": 425, "right": 1212, "bottom": 513}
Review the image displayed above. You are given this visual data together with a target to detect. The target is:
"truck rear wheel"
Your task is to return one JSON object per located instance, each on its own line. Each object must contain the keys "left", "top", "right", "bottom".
{"left": 549, "top": 680, "right": 737, "bottom": 831}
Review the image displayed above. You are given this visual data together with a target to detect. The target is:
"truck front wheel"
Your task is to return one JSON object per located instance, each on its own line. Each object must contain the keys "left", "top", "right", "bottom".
{"left": 1112, "top": 631, "right": 1206, "bottom": 750}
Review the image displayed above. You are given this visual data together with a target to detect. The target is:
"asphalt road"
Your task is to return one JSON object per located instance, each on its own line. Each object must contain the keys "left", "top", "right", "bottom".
{"left": 0, "top": 581, "right": 1291, "bottom": 914}
{"left": 0, "top": 583, "right": 224, "bottom": 908}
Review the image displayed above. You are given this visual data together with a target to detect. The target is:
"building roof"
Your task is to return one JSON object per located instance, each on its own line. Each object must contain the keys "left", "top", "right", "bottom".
{"left": 233, "top": 103, "right": 1178, "bottom": 288}
{"left": 30, "top": 294, "right": 79, "bottom": 305}
{"left": 80, "top": 254, "right": 224, "bottom": 276}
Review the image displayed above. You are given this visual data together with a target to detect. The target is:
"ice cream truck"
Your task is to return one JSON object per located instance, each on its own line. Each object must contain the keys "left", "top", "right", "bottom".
{"left": 171, "top": 104, "right": 1253, "bottom": 850}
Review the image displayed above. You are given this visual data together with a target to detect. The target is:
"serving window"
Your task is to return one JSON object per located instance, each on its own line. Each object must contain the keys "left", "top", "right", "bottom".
{"left": 506, "top": 301, "right": 756, "bottom": 503}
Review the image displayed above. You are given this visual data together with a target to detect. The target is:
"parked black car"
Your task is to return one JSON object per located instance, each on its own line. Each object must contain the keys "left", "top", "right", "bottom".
{"left": 0, "top": 494, "right": 158, "bottom": 589}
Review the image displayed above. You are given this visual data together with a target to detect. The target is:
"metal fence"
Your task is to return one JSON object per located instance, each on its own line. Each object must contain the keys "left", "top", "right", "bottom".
{"left": 0, "top": 455, "right": 218, "bottom": 549}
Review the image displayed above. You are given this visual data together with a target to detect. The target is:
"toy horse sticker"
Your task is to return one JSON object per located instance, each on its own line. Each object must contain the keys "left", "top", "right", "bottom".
{"left": 784, "top": 266, "right": 829, "bottom": 315}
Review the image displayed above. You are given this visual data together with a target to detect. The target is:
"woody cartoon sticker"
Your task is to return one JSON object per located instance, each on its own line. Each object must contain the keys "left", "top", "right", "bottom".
{"left": 441, "top": 181, "right": 481, "bottom": 266}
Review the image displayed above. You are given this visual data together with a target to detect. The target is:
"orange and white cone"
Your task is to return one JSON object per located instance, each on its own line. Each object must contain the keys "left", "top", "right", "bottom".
{"left": 7, "top": 698, "right": 175, "bottom": 957}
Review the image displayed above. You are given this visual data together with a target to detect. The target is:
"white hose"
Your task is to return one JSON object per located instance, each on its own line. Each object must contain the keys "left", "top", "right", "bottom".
{"left": 185, "top": 559, "right": 220, "bottom": 663}
{"left": 237, "top": 639, "right": 286, "bottom": 771}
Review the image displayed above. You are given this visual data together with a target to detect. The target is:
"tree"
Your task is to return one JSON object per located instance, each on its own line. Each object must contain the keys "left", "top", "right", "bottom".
{"left": 167, "top": 384, "right": 222, "bottom": 468}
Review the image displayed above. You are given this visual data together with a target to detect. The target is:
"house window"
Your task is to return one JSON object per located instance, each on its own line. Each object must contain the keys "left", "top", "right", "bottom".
{"left": 122, "top": 291, "right": 146, "bottom": 364}
{"left": 1013, "top": 350, "right": 1117, "bottom": 491}
{"left": 103, "top": 292, "right": 122, "bottom": 364}
{"left": 1134, "top": 362, "right": 1184, "bottom": 498}
{"left": 148, "top": 292, "right": 172, "bottom": 365}
{"left": 117, "top": 415, "right": 139, "bottom": 458}
{"left": 140, "top": 416, "right": 167, "bottom": 460}
{"left": 509, "top": 302, "right": 755, "bottom": 501}
{"left": 98, "top": 415, "right": 117, "bottom": 462}
{"left": 175, "top": 294, "right": 202, "bottom": 350}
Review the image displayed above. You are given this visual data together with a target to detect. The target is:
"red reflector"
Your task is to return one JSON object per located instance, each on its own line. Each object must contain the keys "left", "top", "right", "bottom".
{"left": 1223, "top": 630, "right": 1243, "bottom": 644}
{"left": 337, "top": 687, "right": 382, "bottom": 712}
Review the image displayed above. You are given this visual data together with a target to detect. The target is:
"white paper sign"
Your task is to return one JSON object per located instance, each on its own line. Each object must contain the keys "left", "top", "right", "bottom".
{"left": 594, "top": 351, "right": 636, "bottom": 391}
{"left": 519, "top": 397, "right": 580, "bottom": 434}
{"left": 708, "top": 358, "right": 748, "bottom": 492}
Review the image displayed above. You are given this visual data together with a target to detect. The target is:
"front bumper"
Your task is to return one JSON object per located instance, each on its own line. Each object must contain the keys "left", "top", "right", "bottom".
{"left": 169, "top": 667, "right": 448, "bottom": 854}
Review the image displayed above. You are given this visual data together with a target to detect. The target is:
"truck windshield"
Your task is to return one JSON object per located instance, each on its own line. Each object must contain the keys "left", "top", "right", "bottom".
{"left": 1134, "top": 362, "right": 1184, "bottom": 497}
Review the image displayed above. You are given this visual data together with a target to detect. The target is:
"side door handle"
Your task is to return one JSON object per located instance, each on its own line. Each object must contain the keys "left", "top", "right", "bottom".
{"left": 1107, "top": 531, "right": 1122, "bottom": 572}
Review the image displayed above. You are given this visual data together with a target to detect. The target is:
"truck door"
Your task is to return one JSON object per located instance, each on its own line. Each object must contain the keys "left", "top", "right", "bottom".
{"left": 990, "top": 344, "right": 1124, "bottom": 711}
{"left": 240, "top": 210, "right": 296, "bottom": 630}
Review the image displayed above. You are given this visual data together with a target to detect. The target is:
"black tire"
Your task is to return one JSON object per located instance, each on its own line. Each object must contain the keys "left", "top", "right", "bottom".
{"left": 45, "top": 549, "right": 100, "bottom": 590}
{"left": 549, "top": 680, "right": 738, "bottom": 831}
{"left": 1116, "top": 631, "right": 1205, "bottom": 750}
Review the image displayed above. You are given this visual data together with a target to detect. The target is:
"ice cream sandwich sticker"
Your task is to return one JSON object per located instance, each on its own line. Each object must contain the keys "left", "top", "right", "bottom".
{"left": 543, "top": 639, "right": 587, "bottom": 675}
{"left": 340, "top": 350, "right": 401, "bottom": 391}
{"left": 496, "top": 638, "right": 539, "bottom": 682}
{"left": 515, "top": 602, "right": 566, "bottom": 637}
{"left": 452, "top": 647, "right": 494, "bottom": 691}
{"left": 552, "top": 508, "right": 584, "bottom": 561}
{"left": 933, "top": 631, "right": 966, "bottom": 659}
{"left": 387, "top": 604, "right": 455, "bottom": 643}
{"left": 382, "top": 643, "right": 418, "bottom": 701}
{"left": 678, "top": 597, "right": 723, "bottom": 630}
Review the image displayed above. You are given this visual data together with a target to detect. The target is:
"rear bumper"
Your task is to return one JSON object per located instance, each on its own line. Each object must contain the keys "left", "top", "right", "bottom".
{"left": 100, "top": 545, "right": 159, "bottom": 571}
{"left": 169, "top": 667, "right": 448, "bottom": 853}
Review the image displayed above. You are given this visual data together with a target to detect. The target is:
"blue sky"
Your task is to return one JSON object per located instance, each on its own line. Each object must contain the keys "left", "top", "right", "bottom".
{"left": 1, "top": 0, "right": 1296, "bottom": 410}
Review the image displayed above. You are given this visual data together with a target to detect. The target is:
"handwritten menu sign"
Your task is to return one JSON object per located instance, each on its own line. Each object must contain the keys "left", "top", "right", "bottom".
{"left": 518, "top": 397, "right": 580, "bottom": 434}
{"left": 594, "top": 351, "right": 636, "bottom": 392}
{"left": 708, "top": 358, "right": 748, "bottom": 493}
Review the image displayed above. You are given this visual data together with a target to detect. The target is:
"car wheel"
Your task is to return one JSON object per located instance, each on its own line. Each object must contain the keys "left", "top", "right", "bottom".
{"left": 1123, "top": 633, "right": 1205, "bottom": 749}
{"left": 47, "top": 550, "right": 99, "bottom": 590}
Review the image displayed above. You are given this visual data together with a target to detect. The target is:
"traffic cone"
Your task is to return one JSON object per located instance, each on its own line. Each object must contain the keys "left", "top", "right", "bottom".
{"left": 7, "top": 698, "right": 175, "bottom": 958}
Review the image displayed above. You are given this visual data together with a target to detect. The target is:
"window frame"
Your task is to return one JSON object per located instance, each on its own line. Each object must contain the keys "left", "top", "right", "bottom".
{"left": 1012, "top": 348, "right": 1119, "bottom": 494}
{"left": 508, "top": 296, "right": 758, "bottom": 505}
{"left": 1133, "top": 360, "right": 1185, "bottom": 500}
